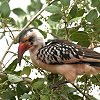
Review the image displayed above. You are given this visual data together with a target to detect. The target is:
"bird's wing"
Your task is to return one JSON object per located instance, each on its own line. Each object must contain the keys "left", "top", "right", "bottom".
{"left": 37, "top": 39, "right": 100, "bottom": 65}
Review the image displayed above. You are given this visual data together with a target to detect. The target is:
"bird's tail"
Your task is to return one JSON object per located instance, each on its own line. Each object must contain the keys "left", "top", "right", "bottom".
{"left": 79, "top": 48, "right": 100, "bottom": 63}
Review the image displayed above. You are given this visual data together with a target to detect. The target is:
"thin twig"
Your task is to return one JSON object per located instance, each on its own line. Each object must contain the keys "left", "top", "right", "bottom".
{"left": 6, "top": 26, "right": 15, "bottom": 40}
{"left": 8, "top": 51, "right": 33, "bottom": 66}
{"left": 4, "top": 55, "right": 15, "bottom": 67}
{"left": 0, "top": 72, "right": 6, "bottom": 77}
{"left": 93, "top": 75, "right": 100, "bottom": 83}
{"left": 49, "top": 80, "right": 68, "bottom": 88}
{"left": 2, "top": 22, "right": 15, "bottom": 39}
{"left": 62, "top": 7, "right": 69, "bottom": 40}
{"left": 72, "top": 83, "right": 91, "bottom": 100}
{"left": 62, "top": 1, "right": 75, "bottom": 40}
{"left": 0, "top": 61, "right": 5, "bottom": 69}
{"left": 0, "top": 0, "right": 55, "bottom": 67}
{"left": 49, "top": 80, "right": 90, "bottom": 100}
{"left": 82, "top": 76, "right": 88, "bottom": 100}
{"left": 23, "top": 77, "right": 33, "bottom": 84}
{"left": 0, "top": 29, "right": 20, "bottom": 33}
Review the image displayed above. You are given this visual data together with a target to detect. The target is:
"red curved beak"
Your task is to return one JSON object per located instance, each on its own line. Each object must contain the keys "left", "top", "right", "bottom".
{"left": 18, "top": 42, "right": 31, "bottom": 65}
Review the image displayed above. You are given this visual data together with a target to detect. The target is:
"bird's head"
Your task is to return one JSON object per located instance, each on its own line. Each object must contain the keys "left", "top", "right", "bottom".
{"left": 18, "top": 27, "right": 44, "bottom": 65}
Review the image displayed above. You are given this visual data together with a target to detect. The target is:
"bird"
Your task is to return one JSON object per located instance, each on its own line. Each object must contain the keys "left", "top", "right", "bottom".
{"left": 18, "top": 27, "right": 100, "bottom": 83}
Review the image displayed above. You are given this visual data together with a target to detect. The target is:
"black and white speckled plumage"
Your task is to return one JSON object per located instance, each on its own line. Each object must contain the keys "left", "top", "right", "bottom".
{"left": 36, "top": 39, "right": 100, "bottom": 66}
{"left": 37, "top": 41, "right": 79, "bottom": 64}
{"left": 37, "top": 40, "right": 81, "bottom": 64}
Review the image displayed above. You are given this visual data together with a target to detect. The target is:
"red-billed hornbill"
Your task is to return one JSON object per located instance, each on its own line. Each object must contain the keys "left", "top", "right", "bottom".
{"left": 18, "top": 27, "right": 100, "bottom": 83}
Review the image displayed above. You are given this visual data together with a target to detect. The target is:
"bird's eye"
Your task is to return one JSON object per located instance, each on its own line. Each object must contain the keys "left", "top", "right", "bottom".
{"left": 29, "top": 36, "right": 34, "bottom": 42}
{"left": 30, "top": 29, "right": 33, "bottom": 32}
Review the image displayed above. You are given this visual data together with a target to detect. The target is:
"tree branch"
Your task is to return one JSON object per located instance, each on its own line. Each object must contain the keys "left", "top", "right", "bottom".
{"left": 49, "top": 80, "right": 91, "bottom": 100}
{"left": 0, "top": 29, "right": 20, "bottom": 33}
{"left": 93, "top": 75, "right": 100, "bottom": 83}
{"left": 0, "top": 0, "right": 56, "bottom": 68}
{"left": 82, "top": 76, "right": 89, "bottom": 100}
{"left": 71, "top": 83, "right": 91, "bottom": 100}
{"left": 23, "top": 77, "right": 33, "bottom": 84}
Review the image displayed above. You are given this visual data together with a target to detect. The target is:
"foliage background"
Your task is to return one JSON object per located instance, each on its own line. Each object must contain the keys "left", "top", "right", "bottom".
{"left": 0, "top": 0, "right": 100, "bottom": 100}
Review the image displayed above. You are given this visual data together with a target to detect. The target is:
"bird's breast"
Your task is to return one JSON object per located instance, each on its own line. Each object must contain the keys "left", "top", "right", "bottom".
{"left": 29, "top": 48, "right": 58, "bottom": 73}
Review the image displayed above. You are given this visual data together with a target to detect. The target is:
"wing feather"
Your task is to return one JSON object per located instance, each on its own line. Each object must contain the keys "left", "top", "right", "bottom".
{"left": 37, "top": 39, "right": 100, "bottom": 65}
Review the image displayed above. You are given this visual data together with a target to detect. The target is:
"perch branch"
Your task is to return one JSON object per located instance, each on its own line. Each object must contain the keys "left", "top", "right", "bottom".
{"left": 49, "top": 80, "right": 90, "bottom": 100}
{"left": 72, "top": 83, "right": 90, "bottom": 100}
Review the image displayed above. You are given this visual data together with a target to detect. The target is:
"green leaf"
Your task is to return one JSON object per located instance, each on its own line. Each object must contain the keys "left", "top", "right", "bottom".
{"left": 91, "top": 0, "right": 100, "bottom": 7}
{"left": 9, "top": 17, "right": 16, "bottom": 26}
{"left": 85, "top": 9, "right": 98, "bottom": 22}
{"left": 21, "top": 93, "right": 31, "bottom": 99}
{"left": 16, "top": 83, "right": 30, "bottom": 97}
{"left": 63, "top": 85, "right": 76, "bottom": 93}
{"left": 22, "top": 17, "right": 28, "bottom": 27}
{"left": 32, "top": 78, "right": 44, "bottom": 90}
{"left": 45, "top": 5, "right": 61, "bottom": 13}
{"left": 89, "top": 95, "right": 97, "bottom": 100}
{"left": 93, "top": 17, "right": 100, "bottom": 33}
{"left": 21, "top": 66, "right": 31, "bottom": 76}
{"left": 12, "top": 8, "right": 26, "bottom": 17}
{"left": 69, "top": 4, "right": 77, "bottom": 18}
{"left": 8, "top": 74, "right": 23, "bottom": 83}
{"left": 33, "top": 0, "right": 42, "bottom": 11}
{"left": 49, "top": 13, "right": 62, "bottom": 22}
{"left": 39, "top": 29, "right": 47, "bottom": 38}
{"left": 77, "top": 74, "right": 90, "bottom": 82}
{"left": 68, "top": 17, "right": 82, "bottom": 23}
{"left": 90, "top": 74, "right": 100, "bottom": 86}
{"left": 93, "top": 16, "right": 100, "bottom": 27}
{"left": 60, "top": 0, "right": 70, "bottom": 6}
{"left": 31, "top": 19, "right": 42, "bottom": 27}
{"left": 47, "top": 18, "right": 58, "bottom": 28}
{"left": 31, "top": 21, "right": 39, "bottom": 28}
{"left": 0, "top": 0, "right": 10, "bottom": 2}
{"left": 97, "top": 4, "right": 100, "bottom": 13}
{"left": 70, "top": 31, "right": 90, "bottom": 47}
{"left": 40, "top": 95, "right": 49, "bottom": 100}
{"left": 68, "top": 94, "right": 82, "bottom": 100}
{"left": 5, "top": 58, "right": 17, "bottom": 73}
{"left": 36, "top": 19, "right": 42, "bottom": 26}
{"left": 77, "top": 9, "right": 85, "bottom": 17}
{"left": 27, "top": 0, "right": 42, "bottom": 13}
{"left": 1, "top": 88, "right": 15, "bottom": 100}
{"left": 51, "top": 28, "right": 66, "bottom": 38}
{"left": 0, "top": 0, "right": 4, "bottom": 2}
{"left": 91, "top": 0, "right": 100, "bottom": 13}
{"left": 0, "top": 1, "right": 10, "bottom": 18}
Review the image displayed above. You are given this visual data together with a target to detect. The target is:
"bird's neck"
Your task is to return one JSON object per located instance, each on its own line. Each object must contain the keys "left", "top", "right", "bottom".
{"left": 29, "top": 44, "right": 43, "bottom": 66}
{"left": 29, "top": 44, "right": 43, "bottom": 54}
